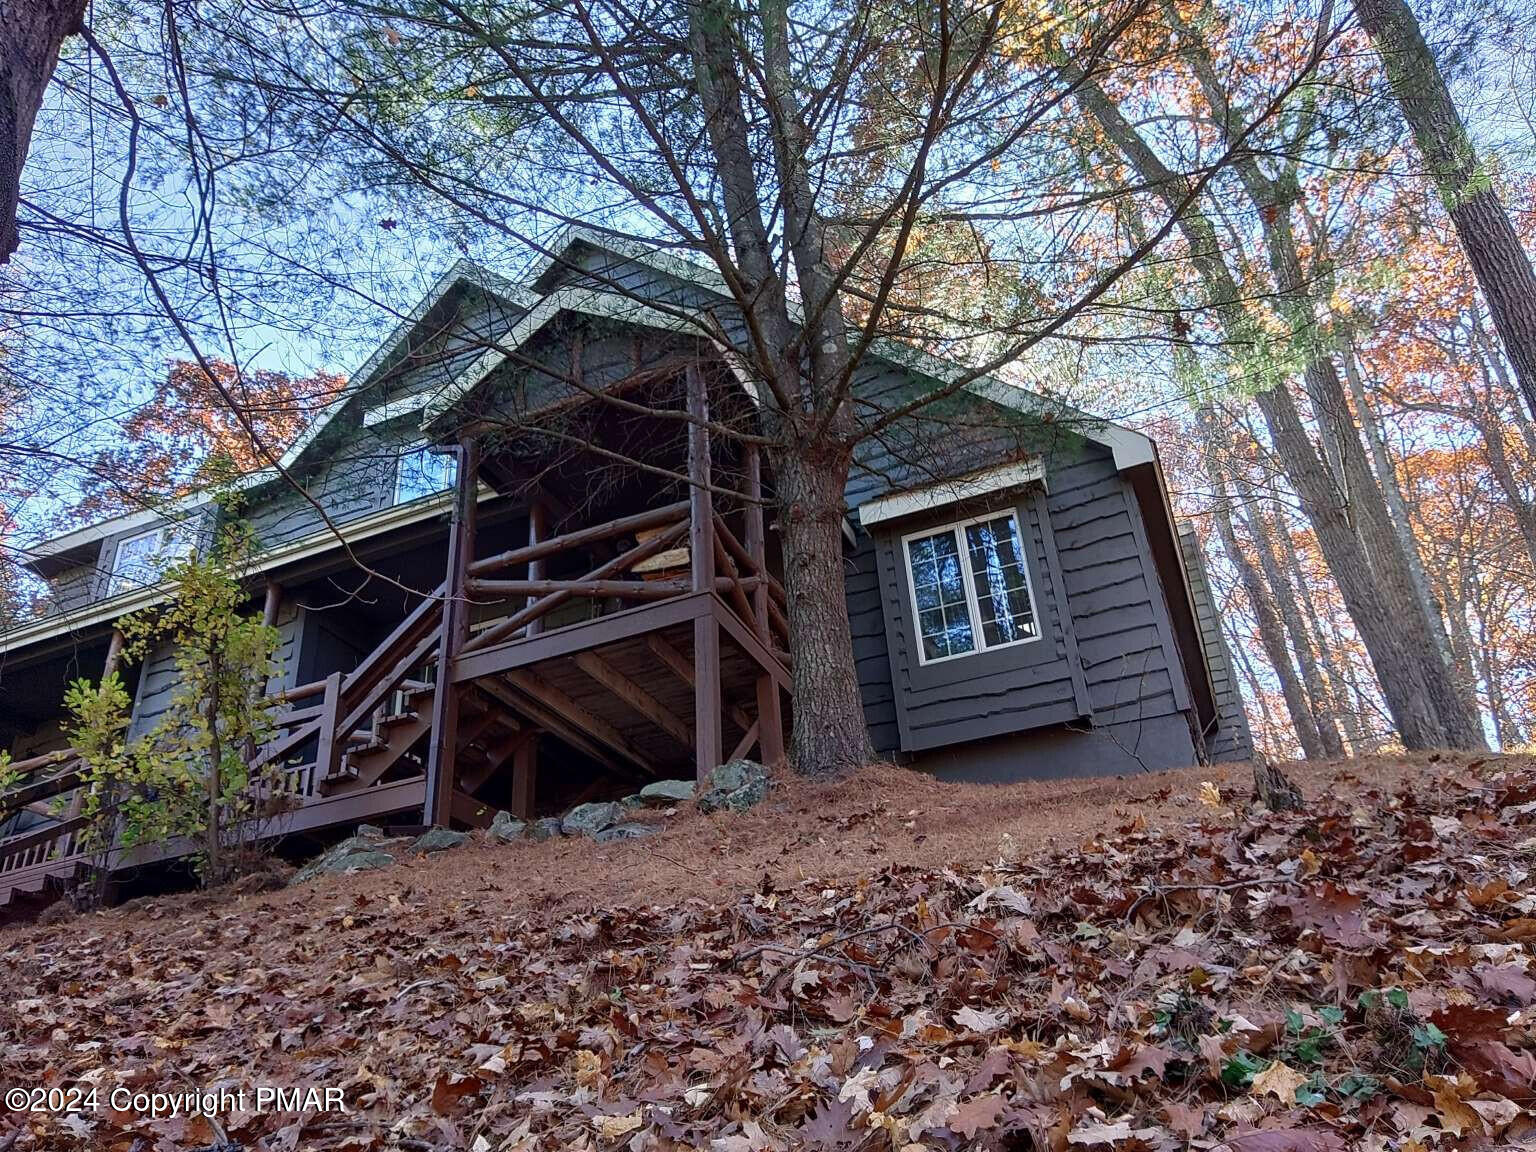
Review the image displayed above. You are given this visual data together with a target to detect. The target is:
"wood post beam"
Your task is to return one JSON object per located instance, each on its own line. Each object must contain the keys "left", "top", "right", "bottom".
{"left": 644, "top": 634, "right": 754, "bottom": 732}
{"left": 687, "top": 362, "right": 722, "bottom": 781}
{"left": 525, "top": 499, "right": 548, "bottom": 637}
{"left": 501, "top": 669, "right": 656, "bottom": 775}
{"left": 474, "top": 675, "right": 625, "bottom": 776}
{"left": 511, "top": 736, "right": 537, "bottom": 819}
{"left": 468, "top": 577, "right": 688, "bottom": 600}
{"left": 572, "top": 650, "right": 692, "bottom": 749}
{"left": 728, "top": 720, "right": 759, "bottom": 764}
{"left": 425, "top": 436, "right": 480, "bottom": 828}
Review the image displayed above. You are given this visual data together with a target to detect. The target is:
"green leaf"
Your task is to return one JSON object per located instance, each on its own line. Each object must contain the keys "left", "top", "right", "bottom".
{"left": 1220, "top": 1050, "right": 1266, "bottom": 1087}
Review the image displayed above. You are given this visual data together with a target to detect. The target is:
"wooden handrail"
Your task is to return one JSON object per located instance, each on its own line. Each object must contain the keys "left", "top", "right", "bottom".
{"left": 2, "top": 748, "right": 78, "bottom": 778}
{"left": 467, "top": 577, "right": 689, "bottom": 600}
{"left": 713, "top": 514, "right": 788, "bottom": 607}
{"left": 0, "top": 815, "right": 89, "bottom": 871}
{"left": 468, "top": 501, "right": 689, "bottom": 576}
{"left": 461, "top": 522, "right": 687, "bottom": 655}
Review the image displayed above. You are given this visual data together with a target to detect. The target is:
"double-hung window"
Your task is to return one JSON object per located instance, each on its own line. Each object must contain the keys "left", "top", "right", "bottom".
{"left": 394, "top": 443, "right": 457, "bottom": 505}
{"left": 108, "top": 520, "right": 199, "bottom": 597}
{"left": 903, "top": 511, "right": 1038, "bottom": 665}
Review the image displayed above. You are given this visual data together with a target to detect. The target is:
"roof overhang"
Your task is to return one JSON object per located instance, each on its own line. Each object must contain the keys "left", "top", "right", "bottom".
{"left": 857, "top": 459, "right": 1046, "bottom": 529}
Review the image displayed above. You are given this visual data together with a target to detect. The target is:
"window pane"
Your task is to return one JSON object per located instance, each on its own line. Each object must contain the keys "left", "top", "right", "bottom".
{"left": 964, "top": 514, "right": 1036, "bottom": 647}
{"left": 108, "top": 532, "right": 159, "bottom": 595}
{"left": 906, "top": 529, "right": 975, "bottom": 662}
{"left": 395, "top": 445, "right": 457, "bottom": 504}
{"left": 108, "top": 522, "right": 196, "bottom": 596}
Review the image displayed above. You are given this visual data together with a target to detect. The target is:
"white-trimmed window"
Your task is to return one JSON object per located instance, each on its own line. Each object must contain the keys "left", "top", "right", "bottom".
{"left": 394, "top": 444, "right": 457, "bottom": 505}
{"left": 108, "top": 521, "right": 198, "bottom": 597}
{"left": 902, "top": 511, "right": 1039, "bottom": 665}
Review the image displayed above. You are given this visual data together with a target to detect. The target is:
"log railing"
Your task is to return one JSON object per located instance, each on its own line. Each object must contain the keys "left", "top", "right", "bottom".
{"left": 461, "top": 505, "right": 692, "bottom": 654}
{"left": 0, "top": 748, "right": 85, "bottom": 823}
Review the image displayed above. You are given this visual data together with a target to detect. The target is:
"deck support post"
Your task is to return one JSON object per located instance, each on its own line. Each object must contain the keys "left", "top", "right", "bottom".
{"left": 743, "top": 446, "right": 784, "bottom": 767}
{"left": 511, "top": 737, "right": 537, "bottom": 819}
{"left": 525, "top": 499, "right": 548, "bottom": 638}
{"left": 688, "top": 363, "right": 722, "bottom": 780}
{"left": 68, "top": 628, "right": 128, "bottom": 820}
{"left": 425, "top": 435, "right": 480, "bottom": 827}
{"left": 260, "top": 580, "right": 284, "bottom": 629}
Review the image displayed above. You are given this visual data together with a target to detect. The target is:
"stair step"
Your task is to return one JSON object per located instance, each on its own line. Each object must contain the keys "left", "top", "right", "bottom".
{"left": 377, "top": 711, "right": 420, "bottom": 728}
{"left": 324, "top": 762, "right": 362, "bottom": 784}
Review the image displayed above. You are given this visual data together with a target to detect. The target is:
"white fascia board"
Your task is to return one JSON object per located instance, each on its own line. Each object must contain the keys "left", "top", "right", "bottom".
{"left": 857, "top": 458, "right": 1046, "bottom": 529}
{"left": 4, "top": 489, "right": 496, "bottom": 658}
{"left": 363, "top": 394, "right": 428, "bottom": 428}
{"left": 23, "top": 478, "right": 274, "bottom": 567}
{"left": 528, "top": 224, "right": 734, "bottom": 298}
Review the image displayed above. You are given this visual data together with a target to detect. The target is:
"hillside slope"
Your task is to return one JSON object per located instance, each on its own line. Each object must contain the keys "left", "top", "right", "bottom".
{"left": 1, "top": 753, "right": 1533, "bottom": 1150}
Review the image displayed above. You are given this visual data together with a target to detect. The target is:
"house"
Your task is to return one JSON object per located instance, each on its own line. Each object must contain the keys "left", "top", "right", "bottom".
{"left": 0, "top": 227, "right": 1251, "bottom": 913}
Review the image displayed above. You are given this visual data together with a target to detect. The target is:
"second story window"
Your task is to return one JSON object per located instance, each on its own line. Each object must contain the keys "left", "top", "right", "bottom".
{"left": 394, "top": 444, "right": 457, "bottom": 505}
{"left": 108, "top": 520, "right": 199, "bottom": 597}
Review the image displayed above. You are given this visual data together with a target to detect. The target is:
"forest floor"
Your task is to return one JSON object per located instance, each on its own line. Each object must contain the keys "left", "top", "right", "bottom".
{"left": 0, "top": 751, "right": 1532, "bottom": 1150}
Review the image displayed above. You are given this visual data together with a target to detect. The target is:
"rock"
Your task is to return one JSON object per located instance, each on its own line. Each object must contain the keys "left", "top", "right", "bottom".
{"left": 638, "top": 779, "right": 695, "bottom": 805}
{"left": 411, "top": 827, "right": 469, "bottom": 854}
{"left": 594, "top": 822, "right": 657, "bottom": 844}
{"left": 356, "top": 823, "right": 385, "bottom": 839}
{"left": 562, "top": 801, "right": 625, "bottom": 837}
{"left": 292, "top": 847, "right": 395, "bottom": 885}
{"left": 697, "top": 758, "right": 770, "bottom": 814}
{"left": 621, "top": 794, "right": 645, "bottom": 810}
{"left": 708, "top": 759, "right": 763, "bottom": 794}
{"left": 531, "top": 817, "right": 562, "bottom": 841}
{"left": 486, "top": 811, "right": 527, "bottom": 844}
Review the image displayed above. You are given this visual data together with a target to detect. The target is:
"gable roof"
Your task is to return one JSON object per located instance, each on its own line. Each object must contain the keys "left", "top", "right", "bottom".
{"left": 27, "top": 230, "right": 1155, "bottom": 561}
{"left": 24, "top": 261, "right": 535, "bottom": 568}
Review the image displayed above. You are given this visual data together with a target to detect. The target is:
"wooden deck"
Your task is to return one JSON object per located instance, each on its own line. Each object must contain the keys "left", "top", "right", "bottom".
{"left": 0, "top": 363, "right": 791, "bottom": 918}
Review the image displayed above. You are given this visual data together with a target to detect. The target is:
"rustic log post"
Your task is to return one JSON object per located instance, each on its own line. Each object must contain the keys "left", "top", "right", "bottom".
{"left": 65, "top": 628, "right": 126, "bottom": 822}
{"left": 511, "top": 736, "right": 537, "bottom": 820}
{"left": 525, "top": 499, "right": 548, "bottom": 638}
{"left": 688, "top": 364, "right": 722, "bottom": 780}
{"left": 425, "top": 436, "right": 480, "bottom": 827}
{"left": 744, "top": 446, "right": 784, "bottom": 767}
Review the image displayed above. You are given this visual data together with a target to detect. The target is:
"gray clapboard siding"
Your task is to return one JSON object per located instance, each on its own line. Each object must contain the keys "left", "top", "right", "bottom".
{"left": 245, "top": 425, "right": 415, "bottom": 550}
{"left": 48, "top": 564, "right": 101, "bottom": 613}
{"left": 844, "top": 530, "right": 901, "bottom": 755}
{"left": 1178, "top": 523, "right": 1254, "bottom": 762}
{"left": 127, "top": 639, "right": 181, "bottom": 741}
{"left": 1045, "top": 447, "right": 1184, "bottom": 728}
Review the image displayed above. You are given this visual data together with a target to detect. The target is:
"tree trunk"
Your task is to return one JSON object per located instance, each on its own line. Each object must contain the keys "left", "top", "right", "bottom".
{"left": 1354, "top": 0, "right": 1536, "bottom": 419}
{"left": 1199, "top": 414, "right": 1325, "bottom": 759}
{"left": 1242, "top": 498, "right": 1347, "bottom": 758}
{"left": 1073, "top": 72, "right": 1480, "bottom": 752}
{"left": 1248, "top": 188, "right": 1483, "bottom": 750}
{"left": 0, "top": 0, "right": 86, "bottom": 262}
{"left": 1340, "top": 338, "right": 1467, "bottom": 695}
{"left": 1278, "top": 508, "right": 1367, "bottom": 755}
{"left": 204, "top": 649, "right": 224, "bottom": 885}
{"left": 1253, "top": 756, "right": 1305, "bottom": 813}
{"left": 774, "top": 441, "right": 870, "bottom": 774}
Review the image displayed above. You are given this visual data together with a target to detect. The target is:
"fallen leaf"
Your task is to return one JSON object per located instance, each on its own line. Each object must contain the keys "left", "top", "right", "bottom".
{"left": 1251, "top": 1060, "right": 1308, "bottom": 1103}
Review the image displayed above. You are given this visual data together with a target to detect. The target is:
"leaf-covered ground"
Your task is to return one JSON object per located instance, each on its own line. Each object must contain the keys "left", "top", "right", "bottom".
{"left": 1, "top": 754, "right": 1533, "bottom": 1151}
